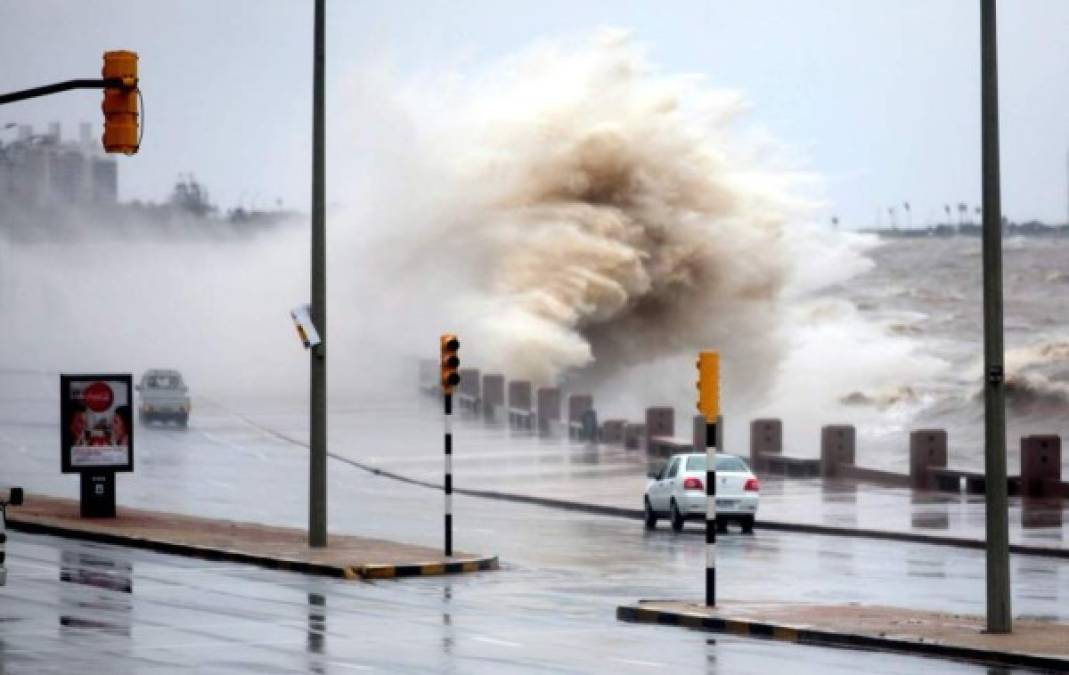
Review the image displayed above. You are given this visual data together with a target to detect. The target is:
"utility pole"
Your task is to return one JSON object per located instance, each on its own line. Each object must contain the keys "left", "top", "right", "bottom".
{"left": 980, "top": 0, "right": 1011, "bottom": 633}
{"left": 309, "top": 0, "right": 327, "bottom": 548}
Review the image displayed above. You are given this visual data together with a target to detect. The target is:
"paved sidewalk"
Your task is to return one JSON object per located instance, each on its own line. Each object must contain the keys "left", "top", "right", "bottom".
{"left": 617, "top": 600, "right": 1069, "bottom": 671}
{"left": 6, "top": 493, "right": 497, "bottom": 579}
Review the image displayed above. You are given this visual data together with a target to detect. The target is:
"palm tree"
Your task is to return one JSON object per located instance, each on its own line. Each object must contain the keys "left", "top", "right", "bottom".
{"left": 957, "top": 202, "right": 968, "bottom": 226}
{"left": 944, "top": 204, "right": 952, "bottom": 225}
{"left": 903, "top": 201, "right": 912, "bottom": 228}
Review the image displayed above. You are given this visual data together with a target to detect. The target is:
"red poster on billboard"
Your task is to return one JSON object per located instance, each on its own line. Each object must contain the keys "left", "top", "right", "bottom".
{"left": 60, "top": 374, "right": 134, "bottom": 473}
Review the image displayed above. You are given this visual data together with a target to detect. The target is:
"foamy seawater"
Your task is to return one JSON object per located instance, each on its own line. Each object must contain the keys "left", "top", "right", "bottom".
{"left": 834, "top": 234, "right": 1069, "bottom": 472}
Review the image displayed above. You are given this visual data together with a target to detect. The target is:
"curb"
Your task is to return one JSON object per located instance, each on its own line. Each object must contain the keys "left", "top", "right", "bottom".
{"left": 6, "top": 516, "right": 499, "bottom": 581}
{"left": 752, "top": 520, "right": 1069, "bottom": 560}
{"left": 616, "top": 604, "right": 1069, "bottom": 672}
{"left": 357, "top": 557, "right": 500, "bottom": 579}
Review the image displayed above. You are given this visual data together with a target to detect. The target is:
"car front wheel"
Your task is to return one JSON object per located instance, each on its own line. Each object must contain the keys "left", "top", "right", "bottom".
{"left": 669, "top": 500, "right": 684, "bottom": 532}
{"left": 644, "top": 498, "right": 657, "bottom": 530}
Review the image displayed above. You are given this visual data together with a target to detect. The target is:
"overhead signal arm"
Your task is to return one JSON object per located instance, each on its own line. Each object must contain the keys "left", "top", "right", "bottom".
{"left": 0, "top": 51, "right": 140, "bottom": 155}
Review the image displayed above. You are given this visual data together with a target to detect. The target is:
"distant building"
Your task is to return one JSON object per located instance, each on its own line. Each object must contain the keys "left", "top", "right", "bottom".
{"left": 0, "top": 122, "right": 117, "bottom": 209}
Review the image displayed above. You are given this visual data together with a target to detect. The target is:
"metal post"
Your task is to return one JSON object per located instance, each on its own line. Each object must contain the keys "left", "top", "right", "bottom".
{"left": 980, "top": 0, "right": 1011, "bottom": 634}
{"left": 0, "top": 79, "right": 129, "bottom": 106}
{"left": 704, "top": 415, "right": 719, "bottom": 606}
{"left": 308, "top": 0, "right": 328, "bottom": 548}
{"left": 444, "top": 392, "right": 453, "bottom": 556}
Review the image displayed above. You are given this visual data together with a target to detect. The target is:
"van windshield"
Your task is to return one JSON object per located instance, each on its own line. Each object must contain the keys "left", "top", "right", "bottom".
{"left": 146, "top": 374, "right": 182, "bottom": 389}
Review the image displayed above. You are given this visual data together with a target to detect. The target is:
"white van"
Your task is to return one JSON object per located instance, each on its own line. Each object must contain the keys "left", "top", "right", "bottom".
{"left": 136, "top": 369, "right": 192, "bottom": 427}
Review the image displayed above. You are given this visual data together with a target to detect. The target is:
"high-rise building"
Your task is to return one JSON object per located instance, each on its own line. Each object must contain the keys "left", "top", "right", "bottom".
{"left": 0, "top": 122, "right": 117, "bottom": 208}
{"left": 91, "top": 158, "right": 118, "bottom": 204}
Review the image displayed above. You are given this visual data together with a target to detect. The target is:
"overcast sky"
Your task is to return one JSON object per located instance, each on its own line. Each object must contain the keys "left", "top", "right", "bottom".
{"left": 1, "top": 0, "right": 1066, "bottom": 227}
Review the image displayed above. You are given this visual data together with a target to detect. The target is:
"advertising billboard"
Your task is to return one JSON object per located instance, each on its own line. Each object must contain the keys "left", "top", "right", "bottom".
{"left": 60, "top": 374, "right": 134, "bottom": 473}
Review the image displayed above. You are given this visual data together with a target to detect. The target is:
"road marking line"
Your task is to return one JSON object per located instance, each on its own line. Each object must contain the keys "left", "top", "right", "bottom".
{"left": 471, "top": 635, "right": 522, "bottom": 648}
{"left": 326, "top": 661, "right": 374, "bottom": 671}
{"left": 611, "top": 657, "right": 664, "bottom": 668}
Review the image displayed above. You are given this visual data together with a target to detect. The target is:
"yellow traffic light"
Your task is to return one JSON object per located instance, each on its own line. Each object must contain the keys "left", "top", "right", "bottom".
{"left": 101, "top": 50, "right": 139, "bottom": 155}
{"left": 697, "top": 350, "right": 720, "bottom": 422}
{"left": 440, "top": 334, "right": 460, "bottom": 394}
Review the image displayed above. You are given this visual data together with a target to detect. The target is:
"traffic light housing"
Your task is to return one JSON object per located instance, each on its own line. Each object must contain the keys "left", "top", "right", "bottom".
{"left": 696, "top": 350, "right": 720, "bottom": 422}
{"left": 440, "top": 334, "right": 460, "bottom": 394}
{"left": 101, "top": 50, "right": 139, "bottom": 155}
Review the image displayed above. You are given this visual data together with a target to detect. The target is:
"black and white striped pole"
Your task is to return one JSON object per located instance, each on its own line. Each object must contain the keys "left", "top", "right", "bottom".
{"left": 697, "top": 350, "right": 720, "bottom": 607}
{"left": 440, "top": 335, "right": 460, "bottom": 557}
{"left": 443, "top": 390, "right": 453, "bottom": 556}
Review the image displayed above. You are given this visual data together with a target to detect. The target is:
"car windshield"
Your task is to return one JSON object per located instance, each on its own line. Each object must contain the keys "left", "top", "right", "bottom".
{"left": 685, "top": 455, "right": 749, "bottom": 472}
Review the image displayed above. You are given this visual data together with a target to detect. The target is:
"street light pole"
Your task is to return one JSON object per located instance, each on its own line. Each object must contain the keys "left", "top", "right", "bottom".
{"left": 309, "top": 0, "right": 328, "bottom": 548}
{"left": 980, "top": 0, "right": 1011, "bottom": 633}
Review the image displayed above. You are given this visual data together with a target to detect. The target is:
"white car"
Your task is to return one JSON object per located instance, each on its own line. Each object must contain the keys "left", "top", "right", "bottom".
{"left": 644, "top": 453, "right": 758, "bottom": 533}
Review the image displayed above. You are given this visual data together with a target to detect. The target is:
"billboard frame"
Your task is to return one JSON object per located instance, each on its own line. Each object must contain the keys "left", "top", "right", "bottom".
{"left": 60, "top": 373, "right": 134, "bottom": 474}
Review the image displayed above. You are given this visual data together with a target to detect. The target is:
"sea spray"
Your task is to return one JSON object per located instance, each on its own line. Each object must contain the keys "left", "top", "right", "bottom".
{"left": 349, "top": 31, "right": 821, "bottom": 413}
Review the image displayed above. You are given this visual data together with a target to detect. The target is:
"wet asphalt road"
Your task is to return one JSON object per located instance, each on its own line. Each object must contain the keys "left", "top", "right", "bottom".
{"left": 0, "top": 378, "right": 1066, "bottom": 672}
{"left": 1, "top": 523, "right": 1044, "bottom": 674}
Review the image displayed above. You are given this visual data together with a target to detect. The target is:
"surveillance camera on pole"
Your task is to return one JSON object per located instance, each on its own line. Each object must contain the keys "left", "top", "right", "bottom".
{"left": 290, "top": 303, "right": 321, "bottom": 349}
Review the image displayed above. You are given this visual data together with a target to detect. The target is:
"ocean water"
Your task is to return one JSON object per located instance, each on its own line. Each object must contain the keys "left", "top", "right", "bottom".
{"left": 834, "top": 234, "right": 1069, "bottom": 473}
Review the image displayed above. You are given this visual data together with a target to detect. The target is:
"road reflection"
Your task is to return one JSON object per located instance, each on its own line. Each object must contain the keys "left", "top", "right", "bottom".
{"left": 58, "top": 549, "right": 132, "bottom": 634}
{"left": 1021, "top": 499, "right": 1063, "bottom": 530}
{"left": 306, "top": 592, "right": 326, "bottom": 674}
{"left": 911, "top": 493, "right": 951, "bottom": 530}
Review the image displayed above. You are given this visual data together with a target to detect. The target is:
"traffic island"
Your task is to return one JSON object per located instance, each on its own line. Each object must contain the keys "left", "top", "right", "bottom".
{"left": 616, "top": 600, "right": 1069, "bottom": 671}
{"left": 6, "top": 493, "right": 498, "bottom": 580}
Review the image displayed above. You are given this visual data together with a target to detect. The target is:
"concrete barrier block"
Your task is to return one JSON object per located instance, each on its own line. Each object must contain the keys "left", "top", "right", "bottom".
{"left": 536, "top": 387, "right": 562, "bottom": 436}
{"left": 506, "top": 381, "right": 533, "bottom": 430}
{"left": 458, "top": 368, "right": 481, "bottom": 412}
{"left": 459, "top": 368, "right": 480, "bottom": 396}
{"left": 567, "top": 395, "right": 594, "bottom": 421}
{"left": 645, "top": 407, "right": 674, "bottom": 449}
{"left": 692, "top": 415, "right": 709, "bottom": 453}
{"left": 909, "top": 429, "right": 948, "bottom": 490}
{"left": 820, "top": 425, "right": 856, "bottom": 478}
{"left": 625, "top": 423, "right": 646, "bottom": 450}
{"left": 418, "top": 358, "right": 438, "bottom": 392}
{"left": 750, "top": 419, "right": 782, "bottom": 472}
{"left": 567, "top": 395, "right": 594, "bottom": 440}
{"left": 481, "top": 374, "right": 505, "bottom": 422}
{"left": 507, "top": 381, "right": 532, "bottom": 411}
{"left": 579, "top": 409, "right": 598, "bottom": 442}
{"left": 600, "top": 419, "right": 626, "bottom": 445}
{"left": 1021, "top": 435, "right": 1062, "bottom": 498}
